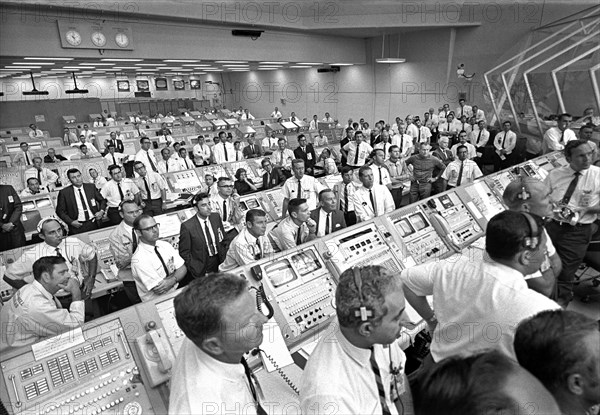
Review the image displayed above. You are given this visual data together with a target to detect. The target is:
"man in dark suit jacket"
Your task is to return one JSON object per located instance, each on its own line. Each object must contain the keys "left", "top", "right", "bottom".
{"left": 242, "top": 136, "right": 263, "bottom": 159}
{"left": 0, "top": 184, "right": 26, "bottom": 251}
{"left": 178, "top": 192, "right": 227, "bottom": 286}
{"left": 56, "top": 168, "right": 107, "bottom": 234}
{"left": 294, "top": 134, "right": 317, "bottom": 175}
{"left": 108, "top": 131, "right": 125, "bottom": 153}
{"left": 261, "top": 158, "right": 286, "bottom": 190}
{"left": 310, "top": 189, "right": 347, "bottom": 236}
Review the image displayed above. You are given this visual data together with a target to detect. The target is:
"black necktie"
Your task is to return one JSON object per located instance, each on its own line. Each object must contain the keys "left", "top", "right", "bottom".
{"left": 561, "top": 172, "right": 581, "bottom": 205}
{"left": 456, "top": 161, "right": 464, "bottom": 187}
{"left": 224, "top": 143, "right": 228, "bottom": 161}
{"left": 222, "top": 200, "right": 228, "bottom": 222}
{"left": 296, "top": 225, "right": 303, "bottom": 245}
{"left": 112, "top": 154, "right": 116, "bottom": 165}
{"left": 342, "top": 183, "right": 349, "bottom": 213}
{"left": 369, "top": 189, "right": 377, "bottom": 215}
{"left": 255, "top": 238, "right": 262, "bottom": 259}
{"left": 154, "top": 246, "right": 170, "bottom": 277}
{"left": 25, "top": 152, "right": 30, "bottom": 165}
{"left": 370, "top": 348, "right": 392, "bottom": 415}
{"left": 325, "top": 213, "right": 330, "bottom": 235}
{"left": 144, "top": 177, "right": 152, "bottom": 201}
{"left": 204, "top": 220, "right": 215, "bottom": 256}
{"left": 132, "top": 229, "right": 138, "bottom": 253}
{"left": 477, "top": 130, "right": 482, "bottom": 145}
{"left": 165, "top": 161, "right": 169, "bottom": 172}
{"left": 78, "top": 188, "right": 90, "bottom": 221}
{"left": 500, "top": 133, "right": 507, "bottom": 149}
{"left": 241, "top": 357, "right": 268, "bottom": 415}
{"left": 55, "top": 247, "right": 64, "bottom": 259}
{"left": 236, "top": 152, "right": 239, "bottom": 161}
{"left": 117, "top": 182, "right": 124, "bottom": 201}
{"left": 560, "top": 130, "right": 565, "bottom": 144}
{"left": 378, "top": 167, "right": 383, "bottom": 185}
{"left": 354, "top": 144, "right": 360, "bottom": 165}
{"left": 37, "top": 169, "right": 41, "bottom": 184}
{"left": 147, "top": 151, "right": 158, "bottom": 172}
{"left": 297, "top": 178, "right": 302, "bottom": 198}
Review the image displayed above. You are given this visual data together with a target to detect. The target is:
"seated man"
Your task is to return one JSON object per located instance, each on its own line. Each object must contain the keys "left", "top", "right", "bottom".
{"left": 413, "top": 350, "right": 560, "bottom": 414}
{"left": 353, "top": 165, "right": 395, "bottom": 222}
{"left": 13, "top": 142, "right": 36, "bottom": 166}
{"left": 300, "top": 266, "right": 413, "bottom": 414}
{"left": 28, "top": 123, "right": 44, "bottom": 138}
{"left": 20, "top": 177, "right": 46, "bottom": 197}
{"left": 400, "top": 211, "right": 560, "bottom": 363}
{"left": 24, "top": 156, "right": 59, "bottom": 191}
{"left": 261, "top": 158, "right": 285, "bottom": 189}
{"left": 169, "top": 274, "right": 269, "bottom": 414}
{"left": 44, "top": 148, "right": 67, "bottom": 163}
{"left": 242, "top": 136, "right": 263, "bottom": 159}
{"left": 0, "top": 256, "right": 84, "bottom": 352}
{"left": 310, "top": 189, "right": 347, "bottom": 237}
{"left": 514, "top": 310, "right": 600, "bottom": 415}
{"left": 450, "top": 130, "right": 477, "bottom": 160}
{"left": 441, "top": 144, "right": 483, "bottom": 190}
{"left": 71, "top": 134, "right": 99, "bottom": 154}
{"left": 219, "top": 209, "right": 273, "bottom": 271}
{"left": 269, "top": 198, "right": 317, "bottom": 251}
{"left": 131, "top": 214, "right": 187, "bottom": 302}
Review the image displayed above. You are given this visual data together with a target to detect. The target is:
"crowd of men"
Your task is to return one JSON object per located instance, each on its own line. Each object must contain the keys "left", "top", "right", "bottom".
{"left": 1, "top": 105, "right": 599, "bottom": 414}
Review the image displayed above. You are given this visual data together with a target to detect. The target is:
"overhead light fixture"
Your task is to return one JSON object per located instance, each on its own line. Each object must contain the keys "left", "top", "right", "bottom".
{"left": 13, "top": 62, "right": 55, "bottom": 65}
{"left": 259, "top": 61, "right": 288, "bottom": 64}
{"left": 24, "top": 57, "right": 72, "bottom": 61}
{"left": 22, "top": 72, "right": 49, "bottom": 95}
{"left": 100, "top": 58, "right": 143, "bottom": 62}
{"left": 79, "top": 63, "right": 115, "bottom": 66}
{"left": 136, "top": 63, "right": 167, "bottom": 66}
{"left": 215, "top": 60, "right": 248, "bottom": 64}
{"left": 289, "top": 65, "right": 312, "bottom": 68}
{"left": 65, "top": 72, "right": 89, "bottom": 94}
{"left": 163, "top": 59, "right": 199, "bottom": 63}
{"left": 376, "top": 34, "right": 406, "bottom": 64}
{"left": 331, "top": 63, "right": 353, "bottom": 66}
{"left": 297, "top": 62, "right": 321, "bottom": 65}
{"left": 9, "top": 66, "right": 42, "bottom": 69}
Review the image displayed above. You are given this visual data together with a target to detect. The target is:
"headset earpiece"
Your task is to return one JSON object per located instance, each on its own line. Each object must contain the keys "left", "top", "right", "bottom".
{"left": 353, "top": 267, "right": 373, "bottom": 322}
{"left": 521, "top": 212, "right": 540, "bottom": 250}
{"left": 516, "top": 175, "right": 531, "bottom": 201}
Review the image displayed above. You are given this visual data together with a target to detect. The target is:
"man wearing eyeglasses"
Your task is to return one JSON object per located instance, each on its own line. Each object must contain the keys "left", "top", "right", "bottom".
{"left": 130, "top": 214, "right": 187, "bottom": 302}
{"left": 133, "top": 161, "right": 167, "bottom": 216}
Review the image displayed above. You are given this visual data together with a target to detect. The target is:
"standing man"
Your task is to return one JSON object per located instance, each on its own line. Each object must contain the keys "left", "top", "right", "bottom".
{"left": 281, "top": 159, "right": 325, "bottom": 218}
{"left": 369, "top": 149, "right": 392, "bottom": 189}
{"left": 310, "top": 189, "right": 346, "bottom": 237}
{"left": 107, "top": 131, "right": 125, "bottom": 153}
{"left": 456, "top": 98, "right": 472, "bottom": 119}
{"left": 103, "top": 144, "right": 127, "bottom": 167}
{"left": 135, "top": 137, "right": 160, "bottom": 173}
{"left": 450, "top": 131, "right": 477, "bottom": 160}
{"left": 157, "top": 147, "right": 179, "bottom": 173}
{"left": 212, "top": 131, "right": 235, "bottom": 164}
{"left": 334, "top": 166, "right": 359, "bottom": 226}
{"left": 0, "top": 184, "right": 26, "bottom": 251}
{"left": 219, "top": 209, "right": 274, "bottom": 271}
{"left": 269, "top": 198, "right": 317, "bottom": 251}
{"left": 414, "top": 118, "right": 432, "bottom": 146}
{"left": 294, "top": 134, "right": 317, "bottom": 175}
{"left": 133, "top": 161, "right": 167, "bottom": 216}
{"left": 101, "top": 165, "right": 141, "bottom": 225}
{"left": 469, "top": 120, "right": 490, "bottom": 162}
{"left": 391, "top": 124, "right": 414, "bottom": 158}
{"left": 179, "top": 192, "right": 227, "bottom": 284}
{"left": 542, "top": 113, "right": 577, "bottom": 154}
{"left": 108, "top": 200, "right": 143, "bottom": 305}
{"left": 13, "top": 142, "right": 36, "bottom": 166}
{"left": 192, "top": 135, "right": 212, "bottom": 166}
{"left": 270, "top": 107, "right": 282, "bottom": 118}
{"left": 441, "top": 145, "right": 483, "bottom": 190}
{"left": 544, "top": 140, "right": 600, "bottom": 306}
{"left": 300, "top": 266, "right": 413, "bottom": 414}
{"left": 131, "top": 214, "right": 187, "bottom": 302}
{"left": 342, "top": 131, "right": 373, "bottom": 169}
{"left": 56, "top": 168, "right": 106, "bottom": 234}
{"left": 210, "top": 177, "right": 242, "bottom": 236}
{"left": 353, "top": 165, "right": 395, "bottom": 222}
{"left": 493, "top": 120, "right": 517, "bottom": 171}
{"left": 386, "top": 145, "right": 413, "bottom": 208}
{"left": 24, "top": 157, "right": 59, "bottom": 191}
{"left": 271, "top": 137, "right": 295, "bottom": 178}
{"left": 261, "top": 158, "right": 285, "bottom": 189}
{"left": 405, "top": 143, "right": 447, "bottom": 203}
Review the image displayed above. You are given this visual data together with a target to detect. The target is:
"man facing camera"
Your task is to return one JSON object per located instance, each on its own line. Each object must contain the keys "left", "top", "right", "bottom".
{"left": 169, "top": 274, "right": 269, "bottom": 414}
{"left": 310, "top": 189, "right": 346, "bottom": 237}
{"left": 269, "top": 198, "right": 317, "bottom": 251}
{"left": 300, "top": 265, "right": 413, "bottom": 414}
{"left": 0, "top": 256, "right": 85, "bottom": 352}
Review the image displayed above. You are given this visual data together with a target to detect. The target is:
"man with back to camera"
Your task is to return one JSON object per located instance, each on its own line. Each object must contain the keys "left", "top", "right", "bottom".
{"left": 169, "top": 273, "right": 269, "bottom": 414}
{"left": 310, "top": 189, "right": 347, "bottom": 237}
{"left": 130, "top": 214, "right": 187, "bottom": 302}
{"left": 269, "top": 198, "right": 317, "bottom": 251}
{"left": 133, "top": 161, "right": 167, "bottom": 216}
{"left": 300, "top": 265, "right": 414, "bottom": 414}
{"left": 441, "top": 145, "right": 483, "bottom": 190}
{"left": 56, "top": 168, "right": 106, "bottom": 235}
{"left": 179, "top": 192, "right": 227, "bottom": 285}
{"left": 543, "top": 113, "right": 577, "bottom": 154}
{"left": 400, "top": 210, "right": 560, "bottom": 364}
{"left": 0, "top": 256, "right": 84, "bottom": 353}
{"left": 502, "top": 177, "right": 562, "bottom": 298}
{"left": 108, "top": 200, "right": 143, "bottom": 305}
{"left": 514, "top": 309, "right": 600, "bottom": 415}
{"left": 405, "top": 143, "right": 447, "bottom": 203}
{"left": 219, "top": 209, "right": 274, "bottom": 271}
{"left": 544, "top": 139, "right": 600, "bottom": 306}
{"left": 353, "top": 165, "right": 395, "bottom": 222}
{"left": 280, "top": 159, "right": 325, "bottom": 218}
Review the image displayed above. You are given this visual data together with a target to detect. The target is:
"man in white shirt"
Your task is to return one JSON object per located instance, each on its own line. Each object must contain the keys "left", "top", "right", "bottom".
{"left": 103, "top": 144, "right": 128, "bottom": 167}
{"left": 322, "top": 112, "right": 334, "bottom": 122}
{"left": 300, "top": 265, "right": 413, "bottom": 414}
{"left": 135, "top": 137, "right": 160, "bottom": 173}
{"left": 107, "top": 131, "right": 125, "bottom": 153}
{"left": 353, "top": 165, "right": 395, "bottom": 222}
{"left": 281, "top": 159, "right": 325, "bottom": 217}
{"left": 210, "top": 177, "right": 242, "bottom": 234}
{"left": 471, "top": 105, "right": 485, "bottom": 122}
{"left": 0, "top": 256, "right": 84, "bottom": 353}
{"left": 493, "top": 120, "right": 518, "bottom": 171}
{"left": 13, "top": 142, "right": 36, "bottom": 166}
{"left": 178, "top": 147, "right": 195, "bottom": 170}
{"left": 385, "top": 146, "right": 412, "bottom": 208}
{"left": 105, "top": 114, "right": 116, "bottom": 126}
{"left": 334, "top": 166, "right": 359, "bottom": 226}
{"left": 212, "top": 131, "right": 235, "bottom": 163}
{"left": 468, "top": 120, "right": 490, "bottom": 157}
{"left": 391, "top": 124, "right": 414, "bottom": 158}
{"left": 169, "top": 274, "right": 269, "bottom": 414}
{"left": 289, "top": 111, "right": 299, "bottom": 122}
{"left": 240, "top": 109, "right": 255, "bottom": 121}
{"left": 92, "top": 117, "right": 103, "bottom": 128}
{"left": 261, "top": 131, "right": 280, "bottom": 152}
{"left": 133, "top": 161, "right": 167, "bottom": 216}
{"left": 313, "top": 129, "right": 329, "bottom": 147}
{"left": 542, "top": 113, "right": 577, "bottom": 154}
{"left": 71, "top": 134, "right": 99, "bottom": 154}
{"left": 404, "top": 115, "right": 419, "bottom": 141}
{"left": 219, "top": 209, "right": 274, "bottom": 271}
{"left": 101, "top": 164, "right": 141, "bottom": 225}
{"left": 89, "top": 168, "right": 107, "bottom": 190}
{"left": 270, "top": 137, "right": 295, "bottom": 177}
{"left": 441, "top": 145, "right": 483, "bottom": 190}
{"left": 456, "top": 98, "right": 473, "bottom": 119}
{"left": 131, "top": 214, "right": 187, "bottom": 302}
{"left": 309, "top": 114, "right": 319, "bottom": 130}
{"left": 158, "top": 127, "right": 174, "bottom": 147}
{"left": 414, "top": 118, "right": 432, "bottom": 146}
{"left": 369, "top": 149, "right": 392, "bottom": 189}
{"left": 80, "top": 124, "right": 94, "bottom": 140}
{"left": 21, "top": 178, "right": 46, "bottom": 197}
{"left": 438, "top": 104, "right": 451, "bottom": 121}
{"left": 450, "top": 131, "right": 477, "bottom": 160}
{"left": 157, "top": 147, "right": 180, "bottom": 173}
{"left": 270, "top": 107, "right": 282, "bottom": 119}
{"left": 24, "top": 157, "right": 58, "bottom": 191}
{"left": 192, "top": 135, "right": 212, "bottom": 166}
{"left": 578, "top": 123, "right": 598, "bottom": 162}
{"left": 269, "top": 198, "right": 317, "bottom": 251}
{"left": 343, "top": 131, "right": 373, "bottom": 168}
{"left": 28, "top": 123, "right": 44, "bottom": 139}
{"left": 63, "top": 127, "right": 78, "bottom": 145}
{"left": 438, "top": 113, "right": 462, "bottom": 142}
{"left": 400, "top": 210, "right": 560, "bottom": 363}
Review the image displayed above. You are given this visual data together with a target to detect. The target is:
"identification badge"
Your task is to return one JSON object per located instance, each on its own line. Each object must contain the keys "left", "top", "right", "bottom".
{"left": 218, "top": 229, "right": 224, "bottom": 242}
{"left": 167, "top": 257, "right": 175, "bottom": 273}
{"left": 90, "top": 199, "right": 97, "bottom": 207}
{"left": 8, "top": 196, "right": 13, "bottom": 203}
{"left": 580, "top": 191, "right": 592, "bottom": 207}
{"left": 307, "top": 153, "right": 313, "bottom": 161}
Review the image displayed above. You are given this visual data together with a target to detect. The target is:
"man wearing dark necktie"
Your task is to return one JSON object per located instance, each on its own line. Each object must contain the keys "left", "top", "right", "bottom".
{"left": 135, "top": 138, "right": 159, "bottom": 173}
{"left": 133, "top": 161, "right": 167, "bottom": 216}
{"left": 242, "top": 136, "right": 264, "bottom": 159}
{"left": 545, "top": 140, "right": 600, "bottom": 306}
{"left": 493, "top": 120, "right": 516, "bottom": 171}
{"left": 168, "top": 274, "right": 269, "bottom": 414}
{"left": 130, "top": 215, "right": 187, "bottom": 302}
{"left": 300, "top": 265, "right": 413, "bottom": 414}
{"left": 103, "top": 144, "right": 122, "bottom": 167}
{"left": 310, "top": 189, "right": 347, "bottom": 237}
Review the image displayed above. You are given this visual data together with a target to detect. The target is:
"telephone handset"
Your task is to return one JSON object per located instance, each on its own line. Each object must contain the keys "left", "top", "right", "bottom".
{"left": 135, "top": 322, "right": 176, "bottom": 387}
{"left": 250, "top": 265, "right": 274, "bottom": 319}
{"left": 429, "top": 213, "right": 462, "bottom": 253}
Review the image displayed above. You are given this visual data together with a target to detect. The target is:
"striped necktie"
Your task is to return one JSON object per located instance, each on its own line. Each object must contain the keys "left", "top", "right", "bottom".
{"left": 370, "top": 348, "right": 392, "bottom": 415}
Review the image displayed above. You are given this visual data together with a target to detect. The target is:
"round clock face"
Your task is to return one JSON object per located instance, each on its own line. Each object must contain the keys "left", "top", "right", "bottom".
{"left": 91, "top": 32, "right": 107, "bottom": 47}
{"left": 65, "top": 30, "right": 82, "bottom": 46}
{"left": 115, "top": 33, "right": 130, "bottom": 48}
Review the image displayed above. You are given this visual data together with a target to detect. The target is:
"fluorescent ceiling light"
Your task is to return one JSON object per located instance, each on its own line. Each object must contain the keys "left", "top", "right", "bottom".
{"left": 259, "top": 61, "right": 288, "bottom": 64}
{"left": 9, "top": 66, "right": 42, "bottom": 69}
{"left": 136, "top": 63, "right": 167, "bottom": 66}
{"left": 215, "top": 60, "right": 248, "bottom": 64}
{"left": 258, "top": 68, "right": 277, "bottom": 70}
{"left": 192, "top": 64, "right": 211, "bottom": 67}
{"left": 222, "top": 65, "right": 249, "bottom": 67}
{"left": 0, "top": 68, "right": 23, "bottom": 71}
{"left": 64, "top": 66, "right": 94, "bottom": 69}
{"left": 79, "top": 63, "right": 115, "bottom": 66}
{"left": 113, "top": 66, "right": 139, "bottom": 69}
{"left": 204, "top": 69, "right": 223, "bottom": 71}
{"left": 297, "top": 62, "right": 321, "bottom": 65}
{"left": 24, "top": 57, "right": 72, "bottom": 61}
{"left": 101, "top": 58, "right": 143, "bottom": 62}
{"left": 332, "top": 63, "right": 353, "bottom": 66}
{"left": 289, "top": 66, "right": 312, "bottom": 68}
{"left": 258, "top": 66, "right": 281, "bottom": 69}
{"left": 163, "top": 59, "right": 199, "bottom": 63}
{"left": 50, "top": 68, "right": 70, "bottom": 71}
{"left": 376, "top": 58, "right": 406, "bottom": 64}
{"left": 12, "top": 62, "right": 55, "bottom": 65}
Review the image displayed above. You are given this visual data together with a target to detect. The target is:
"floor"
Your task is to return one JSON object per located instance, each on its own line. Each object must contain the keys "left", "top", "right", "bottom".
{"left": 568, "top": 262, "right": 600, "bottom": 320}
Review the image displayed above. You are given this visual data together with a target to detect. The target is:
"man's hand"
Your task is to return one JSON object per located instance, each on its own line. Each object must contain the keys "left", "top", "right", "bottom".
{"left": 428, "top": 177, "right": 437, "bottom": 183}
{"left": 94, "top": 210, "right": 104, "bottom": 220}
{"left": 82, "top": 278, "right": 95, "bottom": 299}
{"left": 1, "top": 223, "right": 15, "bottom": 232}
{"left": 71, "top": 220, "right": 83, "bottom": 228}
{"left": 151, "top": 277, "right": 176, "bottom": 295}
{"left": 60, "top": 278, "right": 82, "bottom": 301}
{"left": 306, "top": 218, "right": 317, "bottom": 234}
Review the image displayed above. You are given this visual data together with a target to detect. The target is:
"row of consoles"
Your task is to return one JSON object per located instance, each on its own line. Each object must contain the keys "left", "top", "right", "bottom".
{"left": 0, "top": 152, "right": 568, "bottom": 415}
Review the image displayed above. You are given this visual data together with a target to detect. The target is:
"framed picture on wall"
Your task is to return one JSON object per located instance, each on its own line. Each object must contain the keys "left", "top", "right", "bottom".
{"left": 190, "top": 80, "right": 201, "bottom": 90}
{"left": 173, "top": 79, "right": 185, "bottom": 90}
{"left": 137, "top": 80, "right": 149, "bottom": 91}
{"left": 117, "top": 80, "right": 130, "bottom": 92}
{"left": 155, "top": 77, "right": 168, "bottom": 90}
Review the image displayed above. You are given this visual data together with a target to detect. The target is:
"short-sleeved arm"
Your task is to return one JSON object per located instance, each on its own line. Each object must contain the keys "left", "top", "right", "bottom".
{"left": 22, "top": 301, "right": 85, "bottom": 336}
{"left": 400, "top": 262, "right": 438, "bottom": 296}
{"left": 282, "top": 181, "right": 292, "bottom": 199}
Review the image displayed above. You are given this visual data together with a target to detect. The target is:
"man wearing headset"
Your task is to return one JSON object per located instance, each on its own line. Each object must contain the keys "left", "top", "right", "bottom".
{"left": 300, "top": 265, "right": 414, "bottom": 414}
{"left": 400, "top": 211, "right": 560, "bottom": 364}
